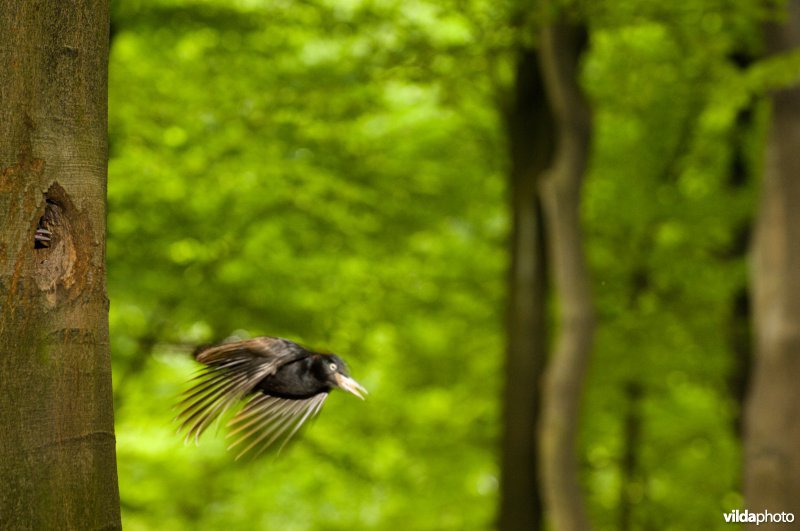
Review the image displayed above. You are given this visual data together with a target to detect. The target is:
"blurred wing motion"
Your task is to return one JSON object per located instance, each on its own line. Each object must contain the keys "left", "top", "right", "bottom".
{"left": 175, "top": 337, "right": 326, "bottom": 459}
{"left": 226, "top": 392, "right": 328, "bottom": 460}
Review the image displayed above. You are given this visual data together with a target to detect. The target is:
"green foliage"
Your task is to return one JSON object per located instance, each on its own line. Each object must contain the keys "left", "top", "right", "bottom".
{"left": 110, "top": 1, "right": 504, "bottom": 529}
{"left": 582, "top": 3, "right": 763, "bottom": 529}
{"left": 109, "top": 0, "right": 792, "bottom": 529}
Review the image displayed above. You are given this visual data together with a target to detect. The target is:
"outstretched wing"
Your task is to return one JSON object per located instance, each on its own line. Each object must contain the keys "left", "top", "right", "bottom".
{"left": 175, "top": 337, "right": 308, "bottom": 445}
{"left": 193, "top": 336, "right": 306, "bottom": 365}
{"left": 226, "top": 392, "right": 328, "bottom": 460}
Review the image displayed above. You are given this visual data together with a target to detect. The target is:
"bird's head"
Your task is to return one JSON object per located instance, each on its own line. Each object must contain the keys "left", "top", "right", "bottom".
{"left": 314, "top": 353, "right": 367, "bottom": 400}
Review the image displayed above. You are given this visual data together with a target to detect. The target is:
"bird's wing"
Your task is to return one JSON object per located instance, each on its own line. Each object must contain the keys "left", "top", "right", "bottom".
{"left": 194, "top": 336, "right": 305, "bottom": 365}
{"left": 226, "top": 391, "right": 329, "bottom": 460}
{"left": 176, "top": 337, "right": 308, "bottom": 444}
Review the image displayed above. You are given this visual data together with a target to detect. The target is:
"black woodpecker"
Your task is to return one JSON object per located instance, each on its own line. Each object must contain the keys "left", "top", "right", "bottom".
{"left": 176, "top": 336, "right": 367, "bottom": 459}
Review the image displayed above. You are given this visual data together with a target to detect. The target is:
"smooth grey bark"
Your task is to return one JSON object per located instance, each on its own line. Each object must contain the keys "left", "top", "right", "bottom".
{"left": 538, "top": 17, "right": 594, "bottom": 531}
{"left": 0, "top": 1, "right": 121, "bottom": 529}
{"left": 744, "top": 0, "right": 800, "bottom": 524}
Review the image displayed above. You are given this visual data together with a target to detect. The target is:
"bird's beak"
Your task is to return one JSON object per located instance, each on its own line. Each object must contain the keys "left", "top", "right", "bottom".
{"left": 334, "top": 373, "right": 368, "bottom": 400}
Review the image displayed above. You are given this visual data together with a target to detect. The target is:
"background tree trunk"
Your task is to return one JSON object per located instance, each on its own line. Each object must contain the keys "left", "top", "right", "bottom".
{"left": 744, "top": 0, "right": 800, "bottom": 523}
{"left": 0, "top": 1, "right": 121, "bottom": 529}
{"left": 538, "top": 17, "right": 594, "bottom": 531}
{"left": 500, "top": 48, "right": 554, "bottom": 531}
{"left": 618, "top": 382, "right": 643, "bottom": 531}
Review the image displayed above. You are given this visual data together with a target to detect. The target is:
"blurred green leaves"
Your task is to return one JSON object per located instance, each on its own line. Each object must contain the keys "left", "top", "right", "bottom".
{"left": 110, "top": 0, "right": 503, "bottom": 529}
{"left": 108, "top": 0, "right": 786, "bottom": 528}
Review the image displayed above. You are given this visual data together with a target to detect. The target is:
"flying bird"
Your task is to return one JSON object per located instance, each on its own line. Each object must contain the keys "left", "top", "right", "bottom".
{"left": 176, "top": 336, "right": 367, "bottom": 459}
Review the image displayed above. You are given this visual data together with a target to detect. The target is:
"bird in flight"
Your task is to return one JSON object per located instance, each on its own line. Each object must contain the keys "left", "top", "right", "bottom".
{"left": 175, "top": 336, "right": 367, "bottom": 459}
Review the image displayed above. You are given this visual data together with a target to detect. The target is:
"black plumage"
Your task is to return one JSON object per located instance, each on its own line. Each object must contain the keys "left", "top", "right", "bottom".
{"left": 176, "top": 336, "right": 367, "bottom": 459}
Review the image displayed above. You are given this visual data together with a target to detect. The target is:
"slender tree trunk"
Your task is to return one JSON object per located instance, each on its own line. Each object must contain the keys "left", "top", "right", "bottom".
{"left": 500, "top": 48, "right": 554, "bottom": 531}
{"left": 0, "top": 2, "right": 121, "bottom": 529}
{"left": 725, "top": 96, "right": 755, "bottom": 438}
{"left": 618, "top": 382, "right": 643, "bottom": 531}
{"left": 723, "top": 106, "right": 755, "bottom": 514}
{"left": 744, "top": 0, "right": 800, "bottom": 523}
{"left": 538, "top": 17, "right": 594, "bottom": 531}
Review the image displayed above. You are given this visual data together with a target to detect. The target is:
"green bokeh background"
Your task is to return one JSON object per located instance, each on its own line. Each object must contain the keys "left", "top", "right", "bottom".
{"left": 107, "top": 0, "right": 792, "bottom": 528}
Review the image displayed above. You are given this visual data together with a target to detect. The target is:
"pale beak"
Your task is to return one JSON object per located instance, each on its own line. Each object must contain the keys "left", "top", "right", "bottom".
{"left": 334, "top": 373, "right": 368, "bottom": 400}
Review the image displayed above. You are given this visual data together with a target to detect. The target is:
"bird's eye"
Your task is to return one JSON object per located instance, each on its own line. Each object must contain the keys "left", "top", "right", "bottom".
{"left": 329, "top": 363, "right": 337, "bottom": 371}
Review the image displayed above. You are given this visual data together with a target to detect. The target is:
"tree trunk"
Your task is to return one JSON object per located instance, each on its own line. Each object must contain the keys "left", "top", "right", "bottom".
{"left": 0, "top": 2, "right": 121, "bottom": 529}
{"left": 538, "top": 17, "right": 594, "bottom": 531}
{"left": 500, "top": 48, "right": 554, "bottom": 531}
{"left": 618, "top": 382, "right": 643, "bottom": 531}
{"left": 744, "top": 0, "right": 800, "bottom": 523}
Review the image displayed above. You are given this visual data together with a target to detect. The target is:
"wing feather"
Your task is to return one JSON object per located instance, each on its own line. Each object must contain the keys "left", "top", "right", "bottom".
{"left": 226, "top": 393, "right": 328, "bottom": 460}
{"left": 195, "top": 337, "right": 304, "bottom": 365}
